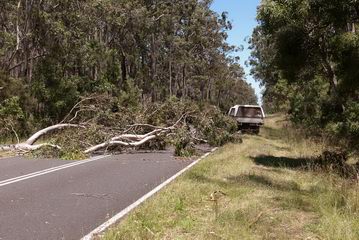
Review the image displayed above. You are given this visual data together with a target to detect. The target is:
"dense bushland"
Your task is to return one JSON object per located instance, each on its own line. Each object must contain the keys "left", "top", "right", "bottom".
{"left": 0, "top": 0, "right": 257, "bottom": 143}
{"left": 250, "top": 0, "right": 359, "bottom": 151}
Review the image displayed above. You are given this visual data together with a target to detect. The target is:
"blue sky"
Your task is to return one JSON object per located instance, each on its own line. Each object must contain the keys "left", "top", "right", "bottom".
{"left": 211, "top": 0, "right": 262, "bottom": 104}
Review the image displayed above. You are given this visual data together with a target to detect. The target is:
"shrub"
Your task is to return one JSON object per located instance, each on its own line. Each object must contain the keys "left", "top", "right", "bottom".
{"left": 0, "top": 96, "right": 25, "bottom": 142}
{"left": 171, "top": 126, "right": 196, "bottom": 157}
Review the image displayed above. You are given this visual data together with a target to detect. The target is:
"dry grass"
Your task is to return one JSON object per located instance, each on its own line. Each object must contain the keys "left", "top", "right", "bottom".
{"left": 101, "top": 114, "right": 359, "bottom": 240}
{"left": 0, "top": 151, "right": 15, "bottom": 158}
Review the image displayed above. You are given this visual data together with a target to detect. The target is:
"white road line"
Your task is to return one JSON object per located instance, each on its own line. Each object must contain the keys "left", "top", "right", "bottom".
{"left": 0, "top": 155, "right": 109, "bottom": 187}
{"left": 81, "top": 148, "right": 218, "bottom": 240}
{"left": 0, "top": 159, "right": 93, "bottom": 185}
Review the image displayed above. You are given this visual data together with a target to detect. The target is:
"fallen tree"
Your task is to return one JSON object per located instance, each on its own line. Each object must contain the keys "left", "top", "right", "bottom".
{"left": 0, "top": 97, "right": 240, "bottom": 158}
{"left": 0, "top": 115, "right": 186, "bottom": 155}
{"left": 0, "top": 124, "right": 83, "bottom": 152}
{"left": 84, "top": 115, "right": 184, "bottom": 154}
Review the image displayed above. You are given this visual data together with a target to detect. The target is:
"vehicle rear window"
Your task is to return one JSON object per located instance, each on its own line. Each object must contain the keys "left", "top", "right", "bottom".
{"left": 236, "top": 107, "right": 263, "bottom": 118}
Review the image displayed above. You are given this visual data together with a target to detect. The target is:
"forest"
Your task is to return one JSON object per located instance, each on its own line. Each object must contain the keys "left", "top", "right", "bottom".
{"left": 250, "top": 0, "right": 359, "bottom": 150}
{"left": 2, "top": 0, "right": 358, "bottom": 156}
{"left": 0, "top": 0, "right": 257, "bottom": 149}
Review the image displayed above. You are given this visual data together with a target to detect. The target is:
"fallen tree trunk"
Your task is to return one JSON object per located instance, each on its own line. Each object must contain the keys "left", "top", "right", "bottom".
{"left": 0, "top": 115, "right": 187, "bottom": 155}
{"left": 0, "top": 143, "right": 61, "bottom": 152}
{"left": 84, "top": 135, "right": 157, "bottom": 154}
{"left": 84, "top": 115, "right": 185, "bottom": 154}
{"left": 84, "top": 125, "right": 178, "bottom": 154}
{"left": 25, "top": 124, "right": 82, "bottom": 145}
{"left": 0, "top": 124, "right": 83, "bottom": 153}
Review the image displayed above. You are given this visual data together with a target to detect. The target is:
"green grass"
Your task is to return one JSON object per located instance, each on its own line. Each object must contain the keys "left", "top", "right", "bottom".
{"left": 101, "top": 114, "right": 359, "bottom": 240}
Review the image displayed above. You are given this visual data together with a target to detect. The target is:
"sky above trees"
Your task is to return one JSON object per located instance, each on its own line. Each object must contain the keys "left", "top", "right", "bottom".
{"left": 212, "top": 0, "right": 262, "bottom": 103}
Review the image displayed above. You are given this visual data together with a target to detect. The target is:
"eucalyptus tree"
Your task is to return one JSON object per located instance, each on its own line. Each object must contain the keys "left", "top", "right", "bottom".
{"left": 0, "top": 0, "right": 257, "bottom": 136}
{"left": 251, "top": 0, "right": 359, "bottom": 145}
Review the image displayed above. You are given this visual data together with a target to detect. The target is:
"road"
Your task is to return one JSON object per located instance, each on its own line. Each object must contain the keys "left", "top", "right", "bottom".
{"left": 0, "top": 151, "right": 194, "bottom": 240}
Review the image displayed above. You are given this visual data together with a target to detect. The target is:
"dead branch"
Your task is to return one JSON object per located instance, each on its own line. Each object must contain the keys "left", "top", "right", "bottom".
{"left": 9, "top": 123, "right": 20, "bottom": 144}
{"left": 0, "top": 123, "right": 83, "bottom": 153}
{"left": 0, "top": 143, "right": 61, "bottom": 152}
{"left": 25, "top": 124, "right": 83, "bottom": 145}
{"left": 84, "top": 114, "right": 187, "bottom": 154}
{"left": 60, "top": 97, "right": 95, "bottom": 123}
{"left": 126, "top": 123, "right": 162, "bottom": 130}
{"left": 0, "top": 113, "right": 190, "bottom": 155}
{"left": 84, "top": 135, "right": 158, "bottom": 154}
{"left": 8, "top": 54, "right": 46, "bottom": 71}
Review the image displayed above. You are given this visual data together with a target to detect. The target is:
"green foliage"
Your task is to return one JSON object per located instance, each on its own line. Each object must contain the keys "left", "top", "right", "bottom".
{"left": 0, "top": 0, "right": 257, "bottom": 140}
{"left": 31, "top": 145, "right": 62, "bottom": 159}
{"left": 118, "top": 79, "right": 142, "bottom": 109}
{"left": 146, "top": 97, "right": 198, "bottom": 127}
{"left": 0, "top": 96, "right": 25, "bottom": 141}
{"left": 172, "top": 126, "right": 196, "bottom": 157}
{"left": 289, "top": 76, "right": 329, "bottom": 128}
{"left": 0, "top": 96, "right": 24, "bottom": 119}
{"left": 251, "top": 0, "right": 359, "bottom": 150}
{"left": 343, "top": 101, "right": 359, "bottom": 142}
{"left": 60, "top": 149, "right": 87, "bottom": 161}
{"left": 0, "top": 1, "right": 255, "bottom": 157}
{"left": 21, "top": 97, "right": 242, "bottom": 159}
{"left": 195, "top": 105, "right": 239, "bottom": 146}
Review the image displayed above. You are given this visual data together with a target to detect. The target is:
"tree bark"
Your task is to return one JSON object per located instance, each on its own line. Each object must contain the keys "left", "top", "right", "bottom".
{"left": 182, "top": 63, "right": 187, "bottom": 99}
{"left": 26, "top": 124, "right": 82, "bottom": 145}
{"left": 169, "top": 50, "right": 173, "bottom": 97}
{"left": 121, "top": 53, "right": 127, "bottom": 88}
{"left": 150, "top": 32, "right": 157, "bottom": 101}
{"left": 16, "top": 0, "right": 21, "bottom": 51}
{"left": 0, "top": 124, "right": 82, "bottom": 153}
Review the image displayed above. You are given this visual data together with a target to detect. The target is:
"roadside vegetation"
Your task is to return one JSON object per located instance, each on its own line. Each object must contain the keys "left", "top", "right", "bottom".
{"left": 0, "top": 0, "right": 256, "bottom": 158}
{"left": 1, "top": 97, "right": 241, "bottom": 159}
{"left": 250, "top": 0, "right": 359, "bottom": 152}
{"left": 101, "top": 115, "right": 359, "bottom": 240}
{"left": 0, "top": 0, "right": 257, "bottom": 146}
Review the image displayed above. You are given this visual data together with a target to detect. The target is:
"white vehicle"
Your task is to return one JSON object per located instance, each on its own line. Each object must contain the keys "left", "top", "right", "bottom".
{"left": 228, "top": 105, "right": 265, "bottom": 134}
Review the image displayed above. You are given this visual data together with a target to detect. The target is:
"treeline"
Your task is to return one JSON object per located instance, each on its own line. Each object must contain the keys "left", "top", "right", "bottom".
{"left": 250, "top": 0, "right": 359, "bottom": 149}
{"left": 0, "top": 0, "right": 257, "bottom": 137}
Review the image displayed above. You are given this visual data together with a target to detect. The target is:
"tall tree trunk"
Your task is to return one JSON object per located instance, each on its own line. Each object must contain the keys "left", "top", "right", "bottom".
{"left": 217, "top": 90, "right": 221, "bottom": 107}
{"left": 182, "top": 63, "right": 186, "bottom": 99}
{"left": 319, "top": 46, "right": 340, "bottom": 100}
{"left": 174, "top": 66, "right": 179, "bottom": 97}
{"left": 207, "top": 78, "right": 212, "bottom": 101}
{"left": 16, "top": 0, "right": 21, "bottom": 51}
{"left": 321, "top": 54, "right": 345, "bottom": 111}
{"left": 25, "top": 0, "right": 30, "bottom": 82}
{"left": 323, "top": 59, "right": 339, "bottom": 96}
{"left": 150, "top": 33, "right": 157, "bottom": 101}
{"left": 169, "top": 51, "right": 172, "bottom": 97}
{"left": 121, "top": 54, "right": 127, "bottom": 88}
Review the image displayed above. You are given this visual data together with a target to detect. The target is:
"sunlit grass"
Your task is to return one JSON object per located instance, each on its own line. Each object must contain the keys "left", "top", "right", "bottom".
{"left": 101, "top": 114, "right": 359, "bottom": 240}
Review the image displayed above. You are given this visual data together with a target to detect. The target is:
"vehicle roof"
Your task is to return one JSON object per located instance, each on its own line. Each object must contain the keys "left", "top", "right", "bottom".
{"left": 230, "top": 105, "right": 266, "bottom": 118}
{"left": 232, "top": 105, "right": 262, "bottom": 108}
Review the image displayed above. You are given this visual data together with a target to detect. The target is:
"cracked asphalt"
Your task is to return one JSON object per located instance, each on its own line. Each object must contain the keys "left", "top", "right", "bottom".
{"left": 0, "top": 151, "right": 194, "bottom": 240}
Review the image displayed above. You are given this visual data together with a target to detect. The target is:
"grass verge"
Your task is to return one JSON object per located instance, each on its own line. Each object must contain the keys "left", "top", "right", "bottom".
{"left": 101, "top": 114, "right": 359, "bottom": 240}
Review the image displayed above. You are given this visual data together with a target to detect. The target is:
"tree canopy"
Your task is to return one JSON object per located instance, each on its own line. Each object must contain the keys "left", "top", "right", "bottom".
{"left": 250, "top": 0, "right": 359, "bottom": 148}
{"left": 0, "top": 0, "right": 257, "bottom": 138}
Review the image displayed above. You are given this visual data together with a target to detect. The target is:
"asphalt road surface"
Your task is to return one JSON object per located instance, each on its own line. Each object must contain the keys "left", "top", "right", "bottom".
{"left": 0, "top": 151, "right": 194, "bottom": 240}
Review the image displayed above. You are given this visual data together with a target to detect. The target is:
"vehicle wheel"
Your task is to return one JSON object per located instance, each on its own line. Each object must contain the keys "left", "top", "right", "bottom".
{"left": 253, "top": 127, "right": 260, "bottom": 135}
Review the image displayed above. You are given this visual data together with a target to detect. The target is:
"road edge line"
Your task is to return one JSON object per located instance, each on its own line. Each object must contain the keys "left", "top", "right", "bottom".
{"left": 81, "top": 147, "right": 218, "bottom": 240}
